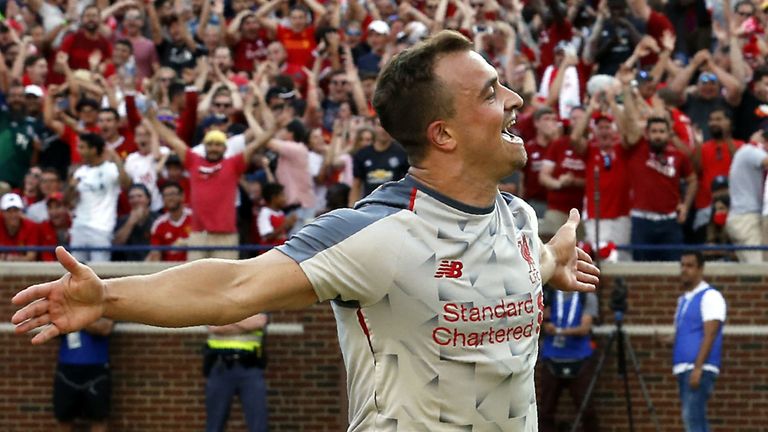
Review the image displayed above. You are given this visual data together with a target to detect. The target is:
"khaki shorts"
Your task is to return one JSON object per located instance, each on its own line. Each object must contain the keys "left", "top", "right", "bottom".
{"left": 725, "top": 213, "right": 763, "bottom": 263}
{"left": 187, "top": 231, "right": 239, "bottom": 261}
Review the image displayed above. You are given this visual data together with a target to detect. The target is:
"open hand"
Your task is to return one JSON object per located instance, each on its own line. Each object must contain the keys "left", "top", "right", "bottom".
{"left": 545, "top": 209, "right": 600, "bottom": 292}
{"left": 11, "top": 247, "right": 107, "bottom": 344}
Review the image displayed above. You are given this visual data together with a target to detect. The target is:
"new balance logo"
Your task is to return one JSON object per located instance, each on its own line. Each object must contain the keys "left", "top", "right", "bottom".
{"left": 434, "top": 260, "right": 463, "bottom": 278}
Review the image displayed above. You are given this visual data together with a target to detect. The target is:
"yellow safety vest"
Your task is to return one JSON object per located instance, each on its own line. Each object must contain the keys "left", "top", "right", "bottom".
{"left": 207, "top": 330, "right": 264, "bottom": 356}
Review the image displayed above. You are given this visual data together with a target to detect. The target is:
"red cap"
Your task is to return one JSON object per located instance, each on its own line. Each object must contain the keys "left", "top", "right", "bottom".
{"left": 47, "top": 192, "right": 65, "bottom": 203}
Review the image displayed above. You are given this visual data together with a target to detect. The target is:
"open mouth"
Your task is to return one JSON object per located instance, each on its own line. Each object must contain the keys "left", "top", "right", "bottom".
{"left": 501, "top": 115, "right": 522, "bottom": 144}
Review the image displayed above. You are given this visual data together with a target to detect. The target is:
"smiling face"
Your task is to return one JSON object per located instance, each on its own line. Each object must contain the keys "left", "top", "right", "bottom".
{"left": 434, "top": 50, "right": 525, "bottom": 180}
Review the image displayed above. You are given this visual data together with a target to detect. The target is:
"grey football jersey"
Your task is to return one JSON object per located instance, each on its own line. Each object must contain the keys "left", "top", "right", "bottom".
{"left": 278, "top": 176, "right": 544, "bottom": 431}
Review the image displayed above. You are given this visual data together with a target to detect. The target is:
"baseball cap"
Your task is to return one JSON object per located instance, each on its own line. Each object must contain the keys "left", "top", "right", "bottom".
{"left": 47, "top": 192, "right": 65, "bottom": 204}
{"left": 711, "top": 175, "right": 728, "bottom": 191}
{"left": 265, "top": 86, "right": 297, "bottom": 103}
{"left": 24, "top": 85, "right": 44, "bottom": 98}
{"left": 203, "top": 130, "right": 228, "bottom": 144}
{"left": 698, "top": 72, "right": 718, "bottom": 84}
{"left": 368, "top": 20, "right": 390, "bottom": 35}
{"left": 0, "top": 193, "right": 24, "bottom": 211}
{"left": 201, "top": 114, "right": 228, "bottom": 129}
{"left": 591, "top": 111, "right": 614, "bottom": 123}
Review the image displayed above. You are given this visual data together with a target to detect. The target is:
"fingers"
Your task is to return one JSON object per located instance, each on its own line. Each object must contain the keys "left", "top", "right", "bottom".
{"left": 11, "top": 298, "right": 51, "bottom": 325}
{"left": 577, "top": 246, "right": 594, "bottom": 265}
{"left": 14, "top": 313, "right": 51, "bottom": 334}
{"left": 11, "top": 280, "right": 55, "bottom": 308}
{"left": 576, "top": 261, "right": 601, "bottom": 286}
{"left": 56, "top": 246, "right": 86, "bottom": 277}
{"left": 31, "top": 325, "right": 61, "bottom": 345}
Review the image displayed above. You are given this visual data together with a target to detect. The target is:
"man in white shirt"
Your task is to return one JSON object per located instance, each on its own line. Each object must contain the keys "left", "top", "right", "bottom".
{"left": 672, "top": 250, "right": 726, "bottom": 432}
{"left": 124, "top": 122, "right": 169, "bottom": 212}
{"left": 67, "top": 133, "right": 130, "bottom": 262}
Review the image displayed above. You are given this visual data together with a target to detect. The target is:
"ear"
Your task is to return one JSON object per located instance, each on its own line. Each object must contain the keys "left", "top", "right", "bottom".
{"left": 426, "top": 120, "right": 456, "bottom": 153}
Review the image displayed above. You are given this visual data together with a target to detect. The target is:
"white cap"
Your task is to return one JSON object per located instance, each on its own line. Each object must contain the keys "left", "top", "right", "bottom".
{"left": 24, "top": 85, "right": 44, "bottom": 98}
{"left": 368, "top": 20, "right": 390, "bottom": 35}
{"left": 0, "top": 193, "right": 24, "bottom": 211}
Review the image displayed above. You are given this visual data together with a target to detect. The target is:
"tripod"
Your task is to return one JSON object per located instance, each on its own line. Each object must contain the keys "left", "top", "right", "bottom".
{"left": 570, "top": 311, "right": 661, "bottom": 432}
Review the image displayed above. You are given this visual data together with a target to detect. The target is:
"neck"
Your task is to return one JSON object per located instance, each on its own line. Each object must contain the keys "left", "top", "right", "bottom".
{"left": 536, "top": 134, "right": 551, "bottom": 145}
{"left": 373, "top": 139, "right": 391, "bottom": 151}
{"left": 168, "top": 206, "right": 183, "bottom": 220}
{"left": 408, "top": 163, "right": 498, "bottom": 209}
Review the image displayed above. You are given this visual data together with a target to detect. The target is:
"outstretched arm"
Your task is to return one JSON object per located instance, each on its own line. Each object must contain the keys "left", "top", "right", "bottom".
{"left": 539, "top": 209, "right": 600, "bottom": 292}
{"left": 12, "top": 247, "right": 318, "bottom": 344}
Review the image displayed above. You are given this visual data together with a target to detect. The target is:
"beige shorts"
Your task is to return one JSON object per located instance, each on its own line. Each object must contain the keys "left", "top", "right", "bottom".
{"left": 187, "top": 231, "right": 239, "bottom": 261}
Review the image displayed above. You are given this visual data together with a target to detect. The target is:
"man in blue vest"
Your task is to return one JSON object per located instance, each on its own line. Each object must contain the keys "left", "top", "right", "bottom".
{"left": 539, "top": 290, "right": 600, "bottom": 432}
{"left": 53, "top": 318, "right": 113, "bottom": 432}
{"left": 673, "top": 250, "right": 726, "bottom": 432}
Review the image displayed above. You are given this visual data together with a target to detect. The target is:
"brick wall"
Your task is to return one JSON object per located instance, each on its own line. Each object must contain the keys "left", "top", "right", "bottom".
{"left": 0, "top": 262, "right": 766, "bottom": 431}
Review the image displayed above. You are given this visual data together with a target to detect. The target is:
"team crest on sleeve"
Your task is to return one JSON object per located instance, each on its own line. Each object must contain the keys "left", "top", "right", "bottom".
{"left": 518, "top": 234, "right": 540, "bottom": 285}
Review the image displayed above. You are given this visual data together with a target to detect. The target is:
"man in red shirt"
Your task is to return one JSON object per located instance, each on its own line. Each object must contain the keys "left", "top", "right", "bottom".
{"left": 257, "top": 0, "right": 327, "bottom": 67}
{"left": 622, "top": 85, "right": 698, "bottom": 261}
{"left": 228, "top": 11, "right": 271, "bottom": 73}
{"left": 539, "top": 107, "right": 587, "bottom": 239}
{"left": 37, "top": 192, "right": 72, "bottom": 262}
{"left": 691, "top": 108, "right": 742, "bottom": 243}
{"left": 57, "top": 5, "right": 112, "bottom": 73}
{"left": 150, "top": 116, "right": 271, "bottom": 260}
{"left": 147, "top": 182, "right": 192, "bottom": 262}
{"left": 573, "top": 102, "right": 632, "bottom": 261}
{"left": 0, "top": 193, "right": 37, "bottom": 261}
{"left": 98, "top": 107, "right": 140, "bottom": 161}
{"left": 522, "top": 107, "right": 560, "bottom": 218}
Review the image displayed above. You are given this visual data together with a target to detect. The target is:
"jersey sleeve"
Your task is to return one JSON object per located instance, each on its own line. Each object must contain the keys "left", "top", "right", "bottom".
{"left": 701, "top": 289, "right": 726, "bottom": 322}
{"left": 276, "top": 207, "right": 404, "bottom": 306}
{"left": 257, "top": 208, "right": 275, "bottom": 237}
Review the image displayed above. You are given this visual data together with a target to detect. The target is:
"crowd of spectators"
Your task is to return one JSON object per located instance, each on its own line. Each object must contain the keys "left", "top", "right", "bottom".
{"left": 0, "top": 0, "right": 767, "bottom": 263}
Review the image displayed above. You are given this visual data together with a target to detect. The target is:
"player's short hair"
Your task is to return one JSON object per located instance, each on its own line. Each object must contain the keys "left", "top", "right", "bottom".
{"left": 373, "top": 30, "right": 472, "bottom": 164}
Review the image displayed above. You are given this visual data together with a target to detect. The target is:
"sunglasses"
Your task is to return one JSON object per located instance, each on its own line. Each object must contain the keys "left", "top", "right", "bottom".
{"left": 213, "top": 102, "right": 232, "bottom": 108}
{"left": 330, "top": 80, "right": 348, "bottom": 85}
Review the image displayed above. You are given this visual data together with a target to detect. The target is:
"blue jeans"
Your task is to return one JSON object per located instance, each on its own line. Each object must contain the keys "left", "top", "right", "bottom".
{"left": 206, "top": 361, "right": 268, "bottom": 432}
{"left": 677, "top": 370, "right": 717, "bottom": 432}
{"left": 630, "top": 217, "right": 683, "bottom": 261}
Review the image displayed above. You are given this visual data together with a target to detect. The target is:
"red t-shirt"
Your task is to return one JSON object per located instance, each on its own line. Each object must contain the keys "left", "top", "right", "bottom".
{"left": 150, "top": 209, "right": 193, "bottom": 261}
{"left": 0, "top": 218, "right": 39, "bottom": 259}
{"left": 623, "top": 139, "right": 693, "bottom": 214}
{"left": 522, "top": 139, "right": 549, "bottom": 202}
{"left": 233, "top": 32, "right": 270, "bottom": 73}
{"left": 584, "top": 141, "right": 631, "bottom": 219}
{"left": 276, "top": 25, "right": 317, "bottom": 68}
{"left": 59, "top": 30, "right": 113, "bottom": 71}
{"left": 640, "top": 11, "right": 674, "bottom": 67}
{"left": 184, "top": 152, "right": 246, "bottom": 233}
{"left": 542, "top": 137, "right": 587, "bottom": 213}
{"left": 37, "top": 220, "right": 60, "bottom": 262}
{"left": 694, "top": 139, "right": 743, "bottom": 210}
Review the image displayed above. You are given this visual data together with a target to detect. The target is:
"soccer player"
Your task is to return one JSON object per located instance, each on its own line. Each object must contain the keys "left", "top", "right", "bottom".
{"left": 12, "top": 31, "right": 599, "bottom": 431}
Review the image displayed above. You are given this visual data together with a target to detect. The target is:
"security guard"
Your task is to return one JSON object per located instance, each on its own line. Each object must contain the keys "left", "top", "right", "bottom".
{"left": 204, "top": 313, "right": 269, "bottom": 432}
